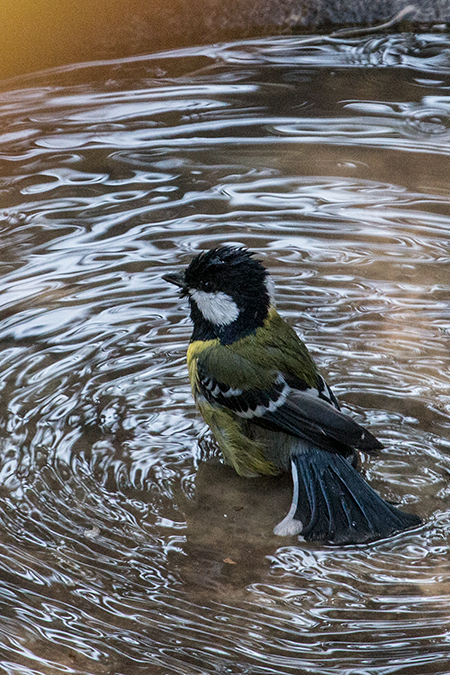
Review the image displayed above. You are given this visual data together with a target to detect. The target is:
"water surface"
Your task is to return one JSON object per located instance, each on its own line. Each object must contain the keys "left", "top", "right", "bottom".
{"left": 1, "top": 33, "right": 450, "bottom": 674}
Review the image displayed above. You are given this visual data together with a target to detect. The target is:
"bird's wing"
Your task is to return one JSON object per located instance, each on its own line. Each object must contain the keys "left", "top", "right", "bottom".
{"left": 195, "top": 347, "right": 382, "bottom": 454}
{"left": 261, "top": 387, "right": 382, "bottom": 453}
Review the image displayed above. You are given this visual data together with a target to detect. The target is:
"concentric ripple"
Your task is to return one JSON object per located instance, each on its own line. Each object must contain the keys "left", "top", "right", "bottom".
{"left": 0, "top": 32, "right": 450, "bottom": 675}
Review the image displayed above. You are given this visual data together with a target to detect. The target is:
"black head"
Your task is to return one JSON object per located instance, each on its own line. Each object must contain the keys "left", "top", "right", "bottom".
{"left": 164, "top": 246, "right": 274, "bottom": 343}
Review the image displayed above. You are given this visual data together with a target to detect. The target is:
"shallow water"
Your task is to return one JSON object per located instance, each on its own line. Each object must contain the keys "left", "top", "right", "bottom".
{"left": 1, "top": 32, "right": 450, "bottom": 674}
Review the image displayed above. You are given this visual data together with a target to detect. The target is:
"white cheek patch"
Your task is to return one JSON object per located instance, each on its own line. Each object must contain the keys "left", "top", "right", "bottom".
{"left": 190, "top": 289, "right": 240, "bottom": 326}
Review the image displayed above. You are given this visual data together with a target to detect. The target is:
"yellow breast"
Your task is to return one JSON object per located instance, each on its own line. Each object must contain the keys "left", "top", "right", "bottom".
{"left": 186, "top": 339, "right": 217, "bottom": 397}
{"left": 186, "top": 339, "right": 278, "bottom": 477}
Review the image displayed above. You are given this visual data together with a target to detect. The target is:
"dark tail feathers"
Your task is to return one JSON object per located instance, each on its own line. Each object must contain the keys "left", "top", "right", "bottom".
{"left": 274, "top": 449, "right": 421, "bottom": 545}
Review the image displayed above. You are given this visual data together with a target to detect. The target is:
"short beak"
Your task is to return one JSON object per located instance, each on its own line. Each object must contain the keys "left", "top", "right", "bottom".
{"left": 163, "top": 271, "right": 186, "bottom": 289}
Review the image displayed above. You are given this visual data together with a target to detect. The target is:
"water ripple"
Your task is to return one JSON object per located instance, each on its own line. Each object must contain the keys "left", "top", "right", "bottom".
{"left": 0, "top": 31, "right": 450, "bottom": 675}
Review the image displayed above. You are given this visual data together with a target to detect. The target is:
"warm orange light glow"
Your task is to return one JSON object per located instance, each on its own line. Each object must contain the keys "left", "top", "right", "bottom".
{"left": 0, "top": 0, "right": 197, "bottom": 80}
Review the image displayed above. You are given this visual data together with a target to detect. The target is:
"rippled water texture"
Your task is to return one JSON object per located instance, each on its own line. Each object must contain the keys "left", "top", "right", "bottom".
{"left": 1, "top": 33, "right": 450, "bottom": 674}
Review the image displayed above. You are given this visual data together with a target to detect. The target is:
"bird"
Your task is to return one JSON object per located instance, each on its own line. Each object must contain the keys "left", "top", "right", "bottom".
{"left": 163, "top": 246, "right": 421, "bottom": 545}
